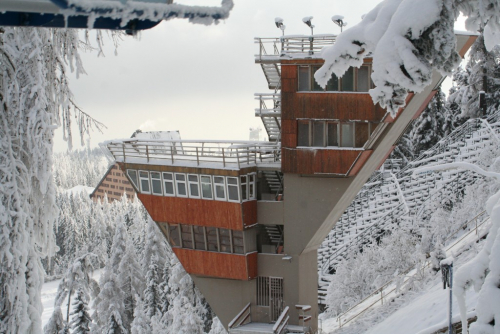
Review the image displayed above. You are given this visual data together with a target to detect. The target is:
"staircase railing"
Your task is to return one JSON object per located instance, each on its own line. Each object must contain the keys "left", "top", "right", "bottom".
{"left": 272, "top": 306, "right": 289, "bottom": 334}
{"left": 228, "top": 302, "right": 251, "bottom": 330}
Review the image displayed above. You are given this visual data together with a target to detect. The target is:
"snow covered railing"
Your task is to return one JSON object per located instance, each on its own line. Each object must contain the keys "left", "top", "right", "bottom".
{"left": 255, "top": 34, "right": 336, "bottom": 61}
{"left": 228, "top": 302, "right": 252, "bottom": 329}
{"left": 272, "top": 306, "right": 289, "bottom": 334}
{"left": 105, "top": 139, "right": 280, "bottom": 169}
{"left": 254, "top": 93, "right": 281, "bottom": 117}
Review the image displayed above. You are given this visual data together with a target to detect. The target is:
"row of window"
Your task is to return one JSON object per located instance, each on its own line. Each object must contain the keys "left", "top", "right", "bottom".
{"left": 298, "top": 65, "right": 373, "bottom": 92}
{"left": 162, "top": 223, "right": 245, "bottom": 254}
{"left": 126, "top": 170, "right": 257, "bottom": 203}
{"left": 297, "top": 120, "right": 379, "bottom": 148}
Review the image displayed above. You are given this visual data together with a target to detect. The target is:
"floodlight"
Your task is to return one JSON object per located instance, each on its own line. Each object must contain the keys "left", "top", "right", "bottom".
{"left": 302, "top": 16, "right": 314, "bottom": 35}
{"left": 275, "top": 17, "right": 285, "bottom": 35}
{"left": 332, "top": 15, "right": 347, "bottom": 32}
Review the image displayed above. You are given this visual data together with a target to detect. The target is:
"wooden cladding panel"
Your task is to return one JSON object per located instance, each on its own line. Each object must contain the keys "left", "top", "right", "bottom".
{"left": 242, "top": 201, "right": 257, "bottom": 226}
{"left": 173, "top": 248, "right": 258, "bottom": 280}
{"left": 281, "top": 120, "right": 297, "bottom": 149}
{"left": 282, "top": 92, "right": 386, "bottom": 121}
{"left": 137, "top": 194, "right": 257, "bottom": 230}
{"left": 282, "top": 148, "right": 363, "bottom": 175}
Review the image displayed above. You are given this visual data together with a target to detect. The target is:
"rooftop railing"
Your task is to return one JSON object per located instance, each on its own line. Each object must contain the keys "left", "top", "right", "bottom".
{"left": 105, "top": 139, "right": 281, "bottom": 169}
{"left": 255, "top": 34, "right": 336, "bottom": 61}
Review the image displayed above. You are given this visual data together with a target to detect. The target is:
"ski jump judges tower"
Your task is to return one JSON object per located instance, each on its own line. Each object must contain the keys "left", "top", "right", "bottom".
{"left": 104, "top": 32, "right": 476, "bottom": 333}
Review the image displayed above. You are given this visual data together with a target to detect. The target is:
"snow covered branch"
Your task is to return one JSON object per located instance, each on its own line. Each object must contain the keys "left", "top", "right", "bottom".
{"left": 412, "top": 161, "right": 500, "bottom": 182}
{"left": 315, "top": 0, "right": 500, "bottom": 116}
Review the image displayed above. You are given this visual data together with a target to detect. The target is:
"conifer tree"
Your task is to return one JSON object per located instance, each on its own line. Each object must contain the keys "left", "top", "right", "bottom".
{"left": 70, "top": 288, "right": 91, "bottom": 334}
{"left": 130, "top": 296, "right": 151, "bottom": 334}
{"left": 144, "top": 256, "right": 160, "bottom": 318}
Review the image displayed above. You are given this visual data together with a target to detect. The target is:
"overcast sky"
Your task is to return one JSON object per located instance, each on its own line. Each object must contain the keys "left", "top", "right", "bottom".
{"left": 55, "top": 0, "right": 466, "bottom": 152}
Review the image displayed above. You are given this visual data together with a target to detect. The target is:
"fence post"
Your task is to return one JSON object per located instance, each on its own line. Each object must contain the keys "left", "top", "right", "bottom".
{"left": 122, "top": 143, "right": 126, "bottom": 163}
{"left": 171, "top": 146, "right": 174, "bottom": 164}
{"left": 196, "top": 147, "right": 200, "bottom": 166}
{"left": 146, "top": 145, "right": 150, "bottom": 163}
{"left": 222, "top": 148, "right": 226, "bottom": 167}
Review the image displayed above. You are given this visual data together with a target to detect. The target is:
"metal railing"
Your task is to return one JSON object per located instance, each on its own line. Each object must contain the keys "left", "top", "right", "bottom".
{"left": 255, "top": 34, "right": 336, "bottom": 60}
{"left": 228, "top": 302, "right": 251, "bottom": 329}
{"left": 333, "top": 210, "right": 489, "bottom": 329}
{"left": 254, "top": 93, "right": 281, "bottom": 116}
{"left": 105, "top": 139, "right": 281, "bottom": 169}
{"left": 272, "top": 306, "right": 289, "bottom": 334}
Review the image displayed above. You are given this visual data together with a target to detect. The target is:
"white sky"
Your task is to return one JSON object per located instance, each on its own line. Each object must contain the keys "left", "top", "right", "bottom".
{"left": 54, "top": 0, "right": 468, "bottom": 152}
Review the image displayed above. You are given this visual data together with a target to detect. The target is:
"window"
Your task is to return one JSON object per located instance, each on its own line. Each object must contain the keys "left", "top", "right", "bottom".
{"left": 193, "top": 226, "right": 206, "bottom": 250}
{"left": 227, "top": 177, "right": 240, "bottom": 202}
{"left": 297, "top": 65, "right": 372, "bottom": 92}
{"left": 313, "top": 121, "right": 326, "bottom": 147}
{"left": 298, "top": 121, "right": 310, "bottom": 147}
{"left": 181, "top": 225, "right": 193, "bottom": 249}
{"left": 200, "top": 175, "right": 213, "bottom": 199}
{"left": 213, "top": 176, "right": 226, "bottom": 201}
{"left": 206, "top": 227, "right": 218, "bottom": 252}
{"left": 297, "top": 120, "right": 377, "bottom": 148}
{"left": 249, "top": 173, "right": 256, "bottom": 200}
{"left": 162, "top": 172, "right": 175, "bottom": 196}
{"left": 341, "top": 123, "right": 354, "bottom": 147}
{"left": 168, "top": 224, "right": 181, "bottom": 247}
{"left": 139, "top": 171, "right": 150, "bottom": 194}
{"left": 240, "top": 176, "right": 248, "bottom": 201}
{"left": 188, "top": 174, "right": 200, "bottom": 198}
{"left": 219, "top": 229, "right": 231, "bottom": 253}
{"left": 175, "top": 173, "right": 188, "bottom": 197}
{"left": 232, "top": 230, "right": 244, "bottom": 254}
{"left": 150, "top": 172, "right": 162, "bottom": 195}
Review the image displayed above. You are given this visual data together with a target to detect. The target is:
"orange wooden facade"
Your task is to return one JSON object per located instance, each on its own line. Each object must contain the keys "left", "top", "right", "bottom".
{"left": 172, "top": 248, "right": 258, "bottom": 280}
{"left": 137, "top": 193, "right": 257, "bottom": 230}
{"left": 280, "top": 59, "right": 389, "bottom": 175}
{"left": 282, "top": 148, "right": 373, "bottom": 175}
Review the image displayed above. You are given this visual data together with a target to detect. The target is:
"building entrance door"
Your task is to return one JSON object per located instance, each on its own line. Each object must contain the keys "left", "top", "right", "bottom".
{"left": 269, "top": 277, "right": 284, "bottom": 321}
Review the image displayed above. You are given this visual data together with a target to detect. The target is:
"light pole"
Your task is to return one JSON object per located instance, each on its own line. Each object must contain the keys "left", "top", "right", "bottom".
{"left": 441, "top": 259, "right": 454, "bottom": 334}
{"left": 332, "top": 15, "right": 347, "bottom": 33}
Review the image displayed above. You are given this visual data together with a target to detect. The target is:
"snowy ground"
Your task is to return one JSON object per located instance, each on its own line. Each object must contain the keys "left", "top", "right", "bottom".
{"left": 41, "top": 270, "right": 101, "bottom": 328}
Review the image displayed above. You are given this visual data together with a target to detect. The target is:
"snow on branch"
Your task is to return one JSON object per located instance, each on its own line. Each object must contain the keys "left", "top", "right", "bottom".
{"left": 315, "top": 0, "right": 465, "bottom": 116}
{"left": 411, "top": 161, "right": 500, "bottom": 182}
{"left": 64, "top": 0, "right": 234, "bottom": 27}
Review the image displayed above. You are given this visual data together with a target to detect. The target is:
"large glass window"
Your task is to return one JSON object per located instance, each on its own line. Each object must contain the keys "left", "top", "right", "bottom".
{"left": 219, "top": 229, "right": 231, "bottom": 253}
{"left": 127, "top": 170, "right": 139, "bottom": 190}
{"left": 175, "top": 173, "right": 187, "bottom": 197}
{"left": 227, "top": 177, "right": 239, "bottom": 202}
{"left": 298, "top": 121, "right": 310, "bottom": 146}
{"left": 341, "top": 67, "right": 355, "bottom": 92}
{"left": 232, "top": 230, "right": 244, "bottom": 254}
{"left": 163, "top": 172, "right": 175, "bottom": 196}
{"left": 298, "top": 65, "right": 372, "bottom": 92}
{"left": 200, "top": 175, "right": 213, "bottom": 199}
{"left": 341, "top": 123, "right": 355, "bottom": 148}
{"left": 240, "top": 175, "right": 248, "bottom": 201}
{"left": 168, "top": 224, "right": 181, "bottom": 247}
{"left": 214, "top": 176, "right": 226, "bottom": 201}
{"left": 327, "top": 122, "right": 339, "bottom": 146}
{"left": 249, "top": 174, "right": 256, "bottom": 200}
{"left": 193, "top": 226, "right": 206, "bottom": 250}
{"left": 313, "top": 121, "right": 326, "bottom": 147}
{"left": 357, "top": 65, "right": 370, "bottom": 92}
{"left": 139, "top": 171, "right": 150, "bottom": 194}
{"left": 151, "top": 172, "right": 162, "bottom": 195}
{"left": 298, "top": 66, "right": 310, "bottom": 91}
{"left": 206, "top": 227, "right": 218, "bottom": 252}
{"left": 181, "top": 225, "right": 193, "bottom": 249}
{"left": 188, "top": 174, "right": 200, "bottom": 198}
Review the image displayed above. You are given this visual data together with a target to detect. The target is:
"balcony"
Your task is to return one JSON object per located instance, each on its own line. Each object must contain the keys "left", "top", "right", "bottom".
{"left": 105, "top": 139, "right": 281, "bottom": 170}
